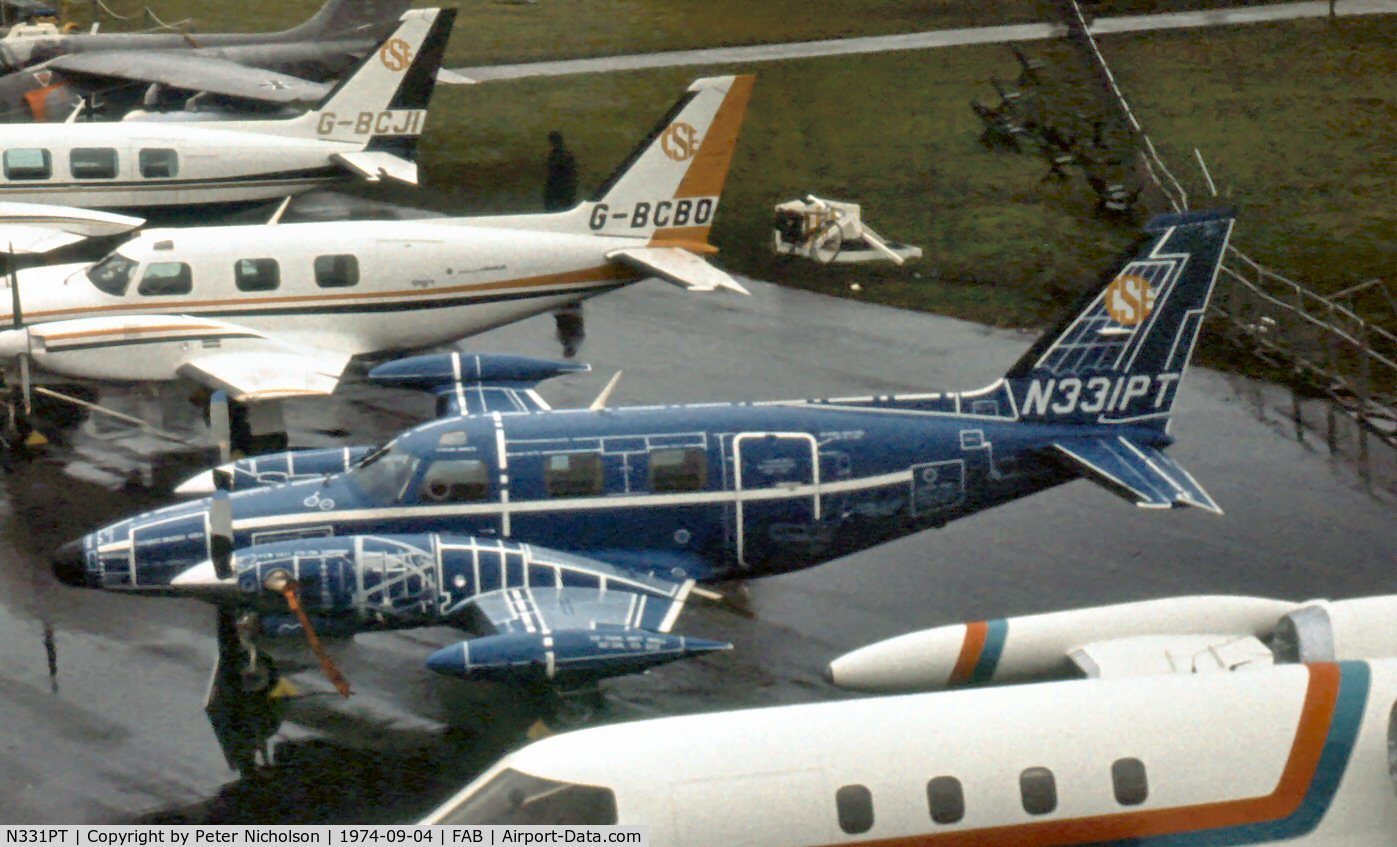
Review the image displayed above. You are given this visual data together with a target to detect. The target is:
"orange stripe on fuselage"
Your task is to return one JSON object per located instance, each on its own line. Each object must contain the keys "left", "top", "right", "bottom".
{"left": 40, "top": 323, "right": 251, "bottom": 342}
{"left": 947, "top": 622, "right": 988, "bottom": 687}
{"left": 811, "top": 664, "right": 1341, "bottom": 847}
{"left": 12, "top": 264, "right": 634, "bottom": 323}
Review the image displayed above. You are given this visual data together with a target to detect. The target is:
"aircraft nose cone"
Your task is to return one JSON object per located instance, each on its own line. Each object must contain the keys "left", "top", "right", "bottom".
{"left": 51, "top": 539, "right": 90, "bottom": 588}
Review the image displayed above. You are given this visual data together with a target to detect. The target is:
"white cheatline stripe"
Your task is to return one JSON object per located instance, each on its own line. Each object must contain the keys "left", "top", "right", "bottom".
{"left": 232, "top": 467, "right": 916, "bottom": 531}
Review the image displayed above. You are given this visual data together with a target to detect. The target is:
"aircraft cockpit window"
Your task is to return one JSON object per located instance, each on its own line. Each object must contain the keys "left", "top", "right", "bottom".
{"left": 314, "top": 254, "right": 359, "bottom": 288}
{"left": 417, "top": 459, "right": 489, "bottom": 503}
{"left": 351, "top": 442, "right": 420, "bottom": 504}
{"left": 649, "top": 447, "right": 707, "bottom": 492}
{"left": 435, "top": 769, "right": 618, "bottom": 825}
{"left": 137, "top": 262, "right": 192, "bottom": 296}
{"left": 139, "top": 148, "right": 178, "bottom": 179}
{"left": 1020, "top": 767, "right": 1058, "bottom": 816}
{"left": 70, "top": 147, "right": 118, "bottom": 180}
{"left": 544, "top": 453, "right": 603, "bottom": 498}
{"left": 235, "top": 258, "right": 280, "bottom": 292}
{"left": 835, "top": 785, "right": 875, "bottom": 834}
{"left": 86, "top": 253, "right": 137, "bottom": 296}
{"left": 3, "top": 147, "right": 50, "bottom": 180}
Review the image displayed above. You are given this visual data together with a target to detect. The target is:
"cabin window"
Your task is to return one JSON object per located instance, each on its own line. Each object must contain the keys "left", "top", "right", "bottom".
{"left": 1020, "top": 767, "right": 1058, "bottom": 816}
{"left": 1112, "top": 758, "right": 1149, "bottom": 806}
{"left": 835, "top": 785, "right": 874, "bottom": 834}
{"left": 314, "top": 254, "right": 359, "bottom": 288}
{"left": 927, "top": 776, "right": 965, "bottom": 825}
{"left": 139, "top": 148, "right": 178, "bottom": 178}
{"left": 649, "top": 447, "right": 706, "bottom": 492}
{"left": 544, "top": 453, "right": 603, "bottom": 498}
{"left": 4, "top": 148, "right": 50, "bottom": 180}
{"left": 70, "top": 147, "right": 118, "bottom": 179}
{"left": 434, "top": 769, "right": 617, "bottom": 826}
{"left": 86, "top": 252, "right": 137, "bottom": 296}
{"left": 1387, "top": 699, "right": 1397, "bottom": 790}
{"left": 235, "top": 258, "right": 280, "bottom": 292}
{"left": 137, "top": 262, "right": 192, "bottom": 296}
{"left": 417, "top": 459, "right": 489, "bottom": 503}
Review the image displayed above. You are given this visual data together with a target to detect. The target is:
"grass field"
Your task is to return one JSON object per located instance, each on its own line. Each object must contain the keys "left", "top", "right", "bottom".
{"left": 88, "top": 0, "right": 1306, "bottom": 66}
{"left": 70, "top": 3, "right": 1395, "bottom": 348}
{"left": 394, "top": 15, "right": 1392, "bottom": 337}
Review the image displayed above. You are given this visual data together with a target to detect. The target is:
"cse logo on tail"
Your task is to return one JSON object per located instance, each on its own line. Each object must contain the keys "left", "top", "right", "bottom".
{"left": 379, "top": 37, "right": 413, "bottom": 71}
{"left": 1106, "top": 274, "right": 1156, "bottom": 326}
{"left": 661, "top": 121, "right": 701, "bottom": 162}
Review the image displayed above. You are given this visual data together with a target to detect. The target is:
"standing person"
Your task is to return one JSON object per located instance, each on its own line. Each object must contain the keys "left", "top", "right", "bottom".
{"left": 544, "top": 130, "right": 578, "bottom": 211}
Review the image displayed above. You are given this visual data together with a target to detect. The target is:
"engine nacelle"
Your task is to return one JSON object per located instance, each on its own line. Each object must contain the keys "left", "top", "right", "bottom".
{"left": 426, "top": 629, "right": 728, "bottom": 686}
{"left": 827, "top": 596, "right": 1296, "bottom": 693}
{"left": 1270, "top": 597, "right": 1397, "bottom": 663}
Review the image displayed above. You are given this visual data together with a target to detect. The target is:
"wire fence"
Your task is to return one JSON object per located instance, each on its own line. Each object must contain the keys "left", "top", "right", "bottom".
{"left": 87, "top": 0, "right": 192, "bottom": 32}
{"left": 1061, "top": 0, "right": 1395, "bottom": 487}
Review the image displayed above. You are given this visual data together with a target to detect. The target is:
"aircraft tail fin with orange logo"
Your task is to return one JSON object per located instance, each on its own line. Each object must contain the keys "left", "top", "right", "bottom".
{"left": 292, "top": 7, "right": 454, "bottom": 176}
{"left": 1003, "top": 209, "right": 1234, "bottom": 434}
{"left": 567, "top": 75, "right": 755, "bottom": 253}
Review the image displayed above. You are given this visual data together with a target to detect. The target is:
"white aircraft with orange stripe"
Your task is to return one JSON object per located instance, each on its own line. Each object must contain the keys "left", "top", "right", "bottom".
{"left": 421, "top": 594, "right": 1397, "bottom": 845}
{"left": 0, "top": 74, "right": 754, "bottom": 404}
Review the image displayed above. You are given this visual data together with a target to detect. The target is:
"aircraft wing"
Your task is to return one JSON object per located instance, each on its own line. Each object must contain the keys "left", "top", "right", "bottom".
{"left": 1052, "top": 436, "right": 1222, "bottom": 514}
{"left": 606, "top": 246, "right": 751, "bottom": 295}
{"left": 177, "top": 348, "right": 351, "bottom": 401}
{"left": 48, "top": 52, "right": 331, "bottom": 106}
{"left": 0, "top": 203, "right": 144, "bottom": 255}
{"left": 330, "top": 151, "right": 418, "bottom": 185}
{"left": 427, "top": 571, "right": 729, "bottom": 683}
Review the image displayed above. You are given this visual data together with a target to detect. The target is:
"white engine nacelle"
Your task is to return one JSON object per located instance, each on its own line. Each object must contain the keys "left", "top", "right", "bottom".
{"left": 1270, "top": 597, "right": 1397, "bottom": 664}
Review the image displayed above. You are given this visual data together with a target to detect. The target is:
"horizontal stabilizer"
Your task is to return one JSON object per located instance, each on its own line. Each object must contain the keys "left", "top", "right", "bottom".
{"left": 0, "top": 203, "right": 143, "bottom": 254}
{"left": 607, "top": 247, "right": 750, "bottom": 295}
{"left": 1053, "top": 436, "right": 1222, "bottom": 514}
{"left": 331, "top": 151, "right": 418, "bottom": 185}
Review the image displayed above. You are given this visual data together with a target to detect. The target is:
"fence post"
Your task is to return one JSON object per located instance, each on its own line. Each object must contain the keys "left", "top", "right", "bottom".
{"left": 1356, "top": 320, "right": 1371, "bottom": 488}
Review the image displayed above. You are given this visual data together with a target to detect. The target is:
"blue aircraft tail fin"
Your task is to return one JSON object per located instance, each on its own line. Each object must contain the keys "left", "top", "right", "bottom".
{"left": 1052, "top": 436, "right": 1222, "bottom": 514}
{"left": 1005, "top": 209, "right": 1234, "bottom": 431}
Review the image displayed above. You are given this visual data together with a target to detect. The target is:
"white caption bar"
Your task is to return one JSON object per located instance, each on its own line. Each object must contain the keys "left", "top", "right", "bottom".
{"left": 2, "top": 827, "right": 648, "bottom": 847}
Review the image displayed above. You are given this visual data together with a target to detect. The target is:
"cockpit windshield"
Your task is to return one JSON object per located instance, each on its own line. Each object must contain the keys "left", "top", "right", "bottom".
{"left": 349, "top": 440, "right": 419, "bottom": 504}
{"left": 86, "top": 252, "right": 138, "bottom": 296}
{"left": 435, "top": 769, "right": 618, "bottom": 825}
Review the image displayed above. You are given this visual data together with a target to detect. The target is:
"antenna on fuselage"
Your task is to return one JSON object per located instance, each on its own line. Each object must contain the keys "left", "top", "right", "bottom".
{"left": 588, "top": 371, "right": 623, "bottom": 411}
{"left": 267, "top": 197, "right": 293, "bottom": 226}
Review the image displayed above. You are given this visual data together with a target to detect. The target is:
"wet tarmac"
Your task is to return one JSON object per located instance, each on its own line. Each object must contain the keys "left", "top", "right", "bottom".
{"left": 0, "top": 275, "right": 1392, "bottom": 824}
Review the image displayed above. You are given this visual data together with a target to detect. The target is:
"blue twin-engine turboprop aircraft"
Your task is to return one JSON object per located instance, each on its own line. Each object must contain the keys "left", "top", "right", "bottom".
{"left": 52, "top": 209, "right": 1234, "bottom": 697}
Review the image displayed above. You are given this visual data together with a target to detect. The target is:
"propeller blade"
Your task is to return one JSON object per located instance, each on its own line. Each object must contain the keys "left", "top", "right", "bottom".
{"left": 264, "top": 571, "right": 351, "bottom": 698}
{"left": 8, "top": 244, "right": 19, "bottom": 331}
{"left": 210, "top": 390, "right": 231, "bottom": 465}
{"left": 17, "top": 353, "right": 29, "bottom": 416}
{"left": 208, "top": 491, "right": 233, "bottom": 580}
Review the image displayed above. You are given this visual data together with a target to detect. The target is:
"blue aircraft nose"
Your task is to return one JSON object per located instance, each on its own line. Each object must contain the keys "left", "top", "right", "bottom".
{"left": 51, "top": 538, "right": 90, "bottom": 588}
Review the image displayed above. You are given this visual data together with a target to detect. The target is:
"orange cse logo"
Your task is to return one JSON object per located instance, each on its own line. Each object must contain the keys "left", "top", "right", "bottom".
{"left": 660, "top": 121, "right": 701, "bottom": 161}
{"left": 1105, "top": 273, "right": 1155, "bottom": 326}
{"left": 380, "top": 37, "right": 413, "bottom": 71}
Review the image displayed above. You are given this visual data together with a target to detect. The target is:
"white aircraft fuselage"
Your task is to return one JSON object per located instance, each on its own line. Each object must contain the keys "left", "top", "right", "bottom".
{"left": 3, "top": 215, "right": 643, "bottom": 382}
{"left": 423, "top": 660, "right": 1397, "bottom": 845}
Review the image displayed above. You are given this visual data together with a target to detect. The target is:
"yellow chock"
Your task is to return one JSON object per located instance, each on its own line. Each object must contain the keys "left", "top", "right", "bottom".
{"left": 268, "top": 678, "right": 301, "bottom": 700}
{"left": 25, "top": 430, "right": 48, "bottom": 448}
{"left": 526, "top": 718, "right": 554, "bottom": 741}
